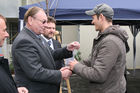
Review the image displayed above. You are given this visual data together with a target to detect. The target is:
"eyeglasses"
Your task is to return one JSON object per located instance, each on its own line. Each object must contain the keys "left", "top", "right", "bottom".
{"left": 32, "top": 17, "right": 47, "bottom": 24}
{"left": 45, "top": 27, "right": 56, "bottom": 30}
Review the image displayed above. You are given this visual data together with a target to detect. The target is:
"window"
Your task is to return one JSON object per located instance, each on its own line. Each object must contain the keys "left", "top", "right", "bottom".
{"left": 8, "top": 21, "right": 18, "bottom": 44}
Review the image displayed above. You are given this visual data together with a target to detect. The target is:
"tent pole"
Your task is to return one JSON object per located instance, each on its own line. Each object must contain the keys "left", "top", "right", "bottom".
{"left": 46, "top": 0, "right": 49, "bottom": 16}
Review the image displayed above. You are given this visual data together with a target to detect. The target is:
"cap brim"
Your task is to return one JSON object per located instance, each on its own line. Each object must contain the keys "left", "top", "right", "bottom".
{"left": 85, "top": 10, "right": 96, "bottom": 16}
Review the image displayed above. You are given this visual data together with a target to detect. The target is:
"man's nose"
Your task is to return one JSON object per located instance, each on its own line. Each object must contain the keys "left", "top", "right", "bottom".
{"left": 91, "top": 20, "right": 94, "bottom": 24}
{"left": 5, "top": 31, "right": 9, "bottom": 38}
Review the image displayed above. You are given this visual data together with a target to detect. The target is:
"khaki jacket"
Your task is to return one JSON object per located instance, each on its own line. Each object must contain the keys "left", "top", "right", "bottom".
{"left": 73, "top": 25, "right": 128, "bottom": 93}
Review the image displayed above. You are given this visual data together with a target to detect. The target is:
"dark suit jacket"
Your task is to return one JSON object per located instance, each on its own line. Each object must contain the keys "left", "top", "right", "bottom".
{"left": 12, "top": 27, "right": 72, "bottom": 93}
{"left": 52, "top": 39, "right": 64, "bottom": 70}
{"left": 0, "top": 57, "right": 18, "bottom": 93}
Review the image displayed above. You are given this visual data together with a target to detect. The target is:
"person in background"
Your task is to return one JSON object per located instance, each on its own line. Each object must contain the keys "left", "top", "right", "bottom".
{"left": 69, "top": 3, "right": 129, "bottom": 93}
{"left": 41, "top": 16, "right": 69, "bottom": 91}
{"left": 12, "top": 6, "right": 80, "bottom": 93}
{"left": 0, "top": 14, "right": 28, "bottom": 93}
{"left": 41, "top": 16, "right": 64, "bottom": 70}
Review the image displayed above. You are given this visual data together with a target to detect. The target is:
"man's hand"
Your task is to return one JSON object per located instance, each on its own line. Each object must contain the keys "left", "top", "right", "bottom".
{"left": 60, "top": 66, "right": 72, "bottom": 80}
{"left": 69, "top": 59, "right": 79, "bottom": 70}
{"left": 17, "top": 87, "right": 28, "bottom": 93}
{"left": 60, "top": 66, "right": 70, "bottom": 71}
{"left": 67, "top": 41, "right": 80, "bottom": 51}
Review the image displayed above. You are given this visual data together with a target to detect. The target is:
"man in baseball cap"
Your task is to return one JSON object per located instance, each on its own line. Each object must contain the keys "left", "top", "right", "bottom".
{"left": 69, "top": 3, "right": 129, "bottom": 93}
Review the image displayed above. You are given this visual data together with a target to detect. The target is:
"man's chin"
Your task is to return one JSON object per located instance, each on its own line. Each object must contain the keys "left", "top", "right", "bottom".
{"left": 0, "top": 43, "right": 3, "bottom": 47}
{"left": 48, "top": 37, "right": 53, "bottom": 39}
{"left": 95, "top": 29, "right": 99, "bottom": 31}
{"left": 48, "top": 35, "right": 54, "bottom": 38}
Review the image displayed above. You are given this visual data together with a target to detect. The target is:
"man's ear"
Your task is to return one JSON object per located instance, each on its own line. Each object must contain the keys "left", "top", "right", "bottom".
{"left": 28, "top": 16, "right": 33, "bottom": 25}
{"left": 99, "top": 13, "right": 105, "bottom": 21}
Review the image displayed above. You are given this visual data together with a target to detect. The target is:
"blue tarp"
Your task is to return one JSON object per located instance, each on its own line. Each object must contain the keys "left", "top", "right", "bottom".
{"left": 19, "top": 0, "right": 140, "bottom": 21}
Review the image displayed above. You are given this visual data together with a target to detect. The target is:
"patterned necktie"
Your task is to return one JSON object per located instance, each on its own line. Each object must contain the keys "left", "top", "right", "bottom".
{"left": 39, "top": 36, "right": 53, "bottom": 52}
{"left": 39, "top": 36, "right": 48, "bottom": 47}
{"left": 47, "top": 40, "right": 51, "bottom": 47}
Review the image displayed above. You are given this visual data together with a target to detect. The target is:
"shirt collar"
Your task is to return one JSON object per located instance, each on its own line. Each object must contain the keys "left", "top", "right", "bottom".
{"left": 25, "top": 26, "right": 40, "bottom": 39}
{"left": 41, "top": 34, "right": 52, "bottom": 42}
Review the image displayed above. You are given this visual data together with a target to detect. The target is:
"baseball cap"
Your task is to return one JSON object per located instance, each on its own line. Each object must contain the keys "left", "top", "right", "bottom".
{"left": 85, "top": 3, "right": 114, "bottom": 19}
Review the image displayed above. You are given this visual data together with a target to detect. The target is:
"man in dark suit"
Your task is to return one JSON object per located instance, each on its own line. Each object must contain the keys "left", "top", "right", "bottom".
{"left": 41, "top": 16, "right": 64, "bottom": 70}
{"left": 0, "top": 14, "right": 28, "bottom": 93}
{"left": 12, "top": 7, "right": 80, "bottom": 93}
{"left": 41, "top": 16, "right": 68, "bottom": 91}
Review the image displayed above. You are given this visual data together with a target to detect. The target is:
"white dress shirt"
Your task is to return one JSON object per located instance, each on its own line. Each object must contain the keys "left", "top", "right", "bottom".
{"left": 41, "top": 34, "right": 54, "bottom": 50}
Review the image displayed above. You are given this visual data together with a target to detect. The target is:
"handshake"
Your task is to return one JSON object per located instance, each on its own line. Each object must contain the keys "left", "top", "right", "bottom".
{"left": 60, "top": 59, "right": 79, "bottom": 80}
{"left": 60, "top": 41, "right": 80, "bottom": 80}
{"left": 60, "top": 66, "right": 72, "bottom": 80}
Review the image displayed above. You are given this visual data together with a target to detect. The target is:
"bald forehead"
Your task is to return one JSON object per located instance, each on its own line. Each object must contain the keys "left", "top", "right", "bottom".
{"left": 34, "top": 10, "right": 48, "bottom": 22}
{"left": 24, "top": 7, "right": 46, "bottom": 22}
{"left": 34, "top": 10, "right": 46, "bottom": 17}
{"left": 0, "top": 16, "right": 6, "bottom": 23}
{"left": 0, "top": 18, "right": 6, "bottom": 24}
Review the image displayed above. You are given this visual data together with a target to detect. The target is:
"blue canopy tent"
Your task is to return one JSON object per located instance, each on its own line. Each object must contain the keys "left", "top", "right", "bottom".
{"left": 19, "top": 0, "right": 140, "bottom": 24}
{"left": 19, "top": 0, "right": 140, "bottom": 75}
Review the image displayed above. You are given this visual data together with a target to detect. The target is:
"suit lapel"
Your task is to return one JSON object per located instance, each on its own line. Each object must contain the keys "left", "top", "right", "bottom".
{"left": 36, "top": 38, "right": 56, "bottom": 68}
{"left": 52, "top": 39, "right": 56, "bottom": 49}
{"left": 24, "top": 27, "right": 47, "bottom": 51}
{"left": 52, "top": 39, "right": 59, "bottom": 49}
{"left": 24, "top": 27, "right": 56, "bottom": 68}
